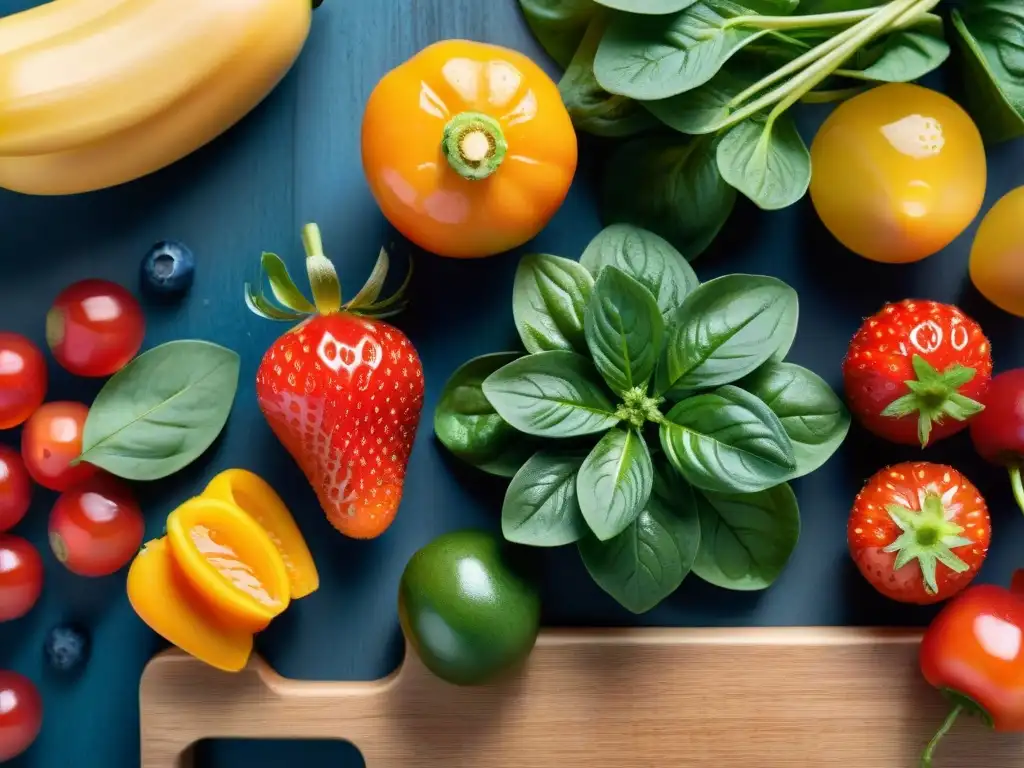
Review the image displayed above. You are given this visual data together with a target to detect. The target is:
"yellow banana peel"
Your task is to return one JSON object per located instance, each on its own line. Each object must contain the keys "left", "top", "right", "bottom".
{"left": 0, "top": 0, "right": 312, "bottom": 195}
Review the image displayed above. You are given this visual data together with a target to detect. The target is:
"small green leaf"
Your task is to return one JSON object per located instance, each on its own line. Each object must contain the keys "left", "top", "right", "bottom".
{"left": 482, "top": 351, "right": 620, "bottom": 438}
{"left": 513, "top": 253, "right": 594, "bottom": 354}
{"left": 502, "top": 450, "right": 589, "bottom": 546}
{"left": 519, "top": 0, "right": 600, "bottom": 69}
{"left": 244, "top": 287, "right": 307, "bottom": 322}
{"left": 841, "top": 27, "right": 950, "bottom": 83}
{"left": 260, "top": 252, "right": 316, "bottom": 314}
{"left": 660, "top": 386, "right": 796, "bottom": 494}
{"left": 716, "top": 113, "right": 811, "bottom": 211}
{"left": 433, "top": 353, "right": 537, "bottom": 478}
{"left": 345, "top": 248, "right": 389, "bottom": 310}
{"left": 644, "top": 62, "right": 763, "bottom": 135}
{"left": 577, "top": 427, "right": 654, "bottom": 540}
{"left": 585, "top": 266, "right": 665, "bottom": 395}
{"left": 578, "top": 480, "right": 700, "bottom": 613}
{"left": 580, "top": 224, "right": 698, "bottom": 318}
{"left": 692, "top": 484, "right": 800, "bottom": 591}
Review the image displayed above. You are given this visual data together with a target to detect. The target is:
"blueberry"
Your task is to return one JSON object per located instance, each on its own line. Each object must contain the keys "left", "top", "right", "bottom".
{"left": 141, "top": 240, "right": 195, "bottom": 296}
{"left": 44, "top": 624, "right": 90, "bottom": 673}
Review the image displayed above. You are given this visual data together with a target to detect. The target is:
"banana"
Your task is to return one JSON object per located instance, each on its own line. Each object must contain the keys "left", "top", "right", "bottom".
{"left": 0, "top": 0, "right": 312, "bottom": 195}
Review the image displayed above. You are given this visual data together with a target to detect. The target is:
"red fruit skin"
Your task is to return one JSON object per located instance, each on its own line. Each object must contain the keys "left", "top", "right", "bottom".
{"left": 843, "top": 300, "right": 992, "bottom": 446}
{"left": 21, "top": 401, "right": 98, "bottom": 492}
{"left": 970, "top": 368, "right": 1024, "bottom": 465}
{"left": 848, "top": 462, "right": 990, "bottom": 605}
{"left": 0, "top": 671, "right": 42, "bottom": 762}
{"left": 0, "top": 447, "right": 32, "bottom": 533}
{"left": 920, "top": 580, "right": 1024, "bottom": 732}
{"left": 0, "top": 333, "right": 46, "bottom": 430}
{"left": 255, "top": 314, "right": 424, "bottom": 539}
{"left": 0, "top": 535, "right": 43, "bottom": 622}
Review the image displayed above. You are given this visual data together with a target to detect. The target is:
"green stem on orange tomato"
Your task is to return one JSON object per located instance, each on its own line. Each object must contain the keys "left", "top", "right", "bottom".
{"left": 301, "top": 222, "right": 342, "bottom": 315}
{"left": 1010, "top": 466, "right": 1024, "bottom": 517}
{"left": 921, "top": 704, "right": 962, "bottom": 768}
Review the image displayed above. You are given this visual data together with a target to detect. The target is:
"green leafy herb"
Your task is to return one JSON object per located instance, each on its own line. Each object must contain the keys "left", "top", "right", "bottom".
{"left": 692, "top": 483, "right": 800, "bottom": 590}
{"left": 482, "top": 351, "right": 620, "bottom": 438}
{"left": 513, "top": 253, "right": 594, "bottom": 354}
{"left": 593, "top": 0, "right": 698, "bottom": 13}
{"left": 843, "top": 26, "right": 950, "bottom": 83}
{"left": 502, "top": 450, "right": 589, "bottom": 546}
{"left": 644, "top": 60, "right": 764, "bottom": 134}
{"left": 518, "top": 0, "right": 600, "bottom": 68}
{"left": 77, "top": 341, "right": 239, "bottom": 481}
{"left": 578, "top": 426, "right": 654, "bottom": 540}
{"left": 433, "top": 353, "right": 537, "bottom": 478}
{"left": 716, "top": 113, "right": 811, "bottom": 211}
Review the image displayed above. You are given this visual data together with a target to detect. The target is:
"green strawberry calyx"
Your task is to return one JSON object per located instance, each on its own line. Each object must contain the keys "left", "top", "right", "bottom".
{"left": 883, "top": 491, "right": 972, "bottom": 597}
{"left": 244, "top": 222, "right": 412, "bottom": 323}
{"left": 880, "top": 354, "right": 984, "bottom": 447}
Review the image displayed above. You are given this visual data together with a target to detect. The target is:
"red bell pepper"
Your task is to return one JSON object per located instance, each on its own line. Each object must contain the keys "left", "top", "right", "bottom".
{"left": 919, "top": 570, "right": 1024, "bottom": 766}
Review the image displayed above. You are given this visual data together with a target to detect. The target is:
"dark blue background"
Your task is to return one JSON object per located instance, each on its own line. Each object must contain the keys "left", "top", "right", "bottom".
{"left": 0, "top": 0, "right": 1022, "bottom": 766}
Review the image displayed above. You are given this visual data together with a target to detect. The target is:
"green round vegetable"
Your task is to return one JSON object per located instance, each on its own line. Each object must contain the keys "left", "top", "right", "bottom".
{"left": 398, "top": 529, "right": 541, "bottom": 686}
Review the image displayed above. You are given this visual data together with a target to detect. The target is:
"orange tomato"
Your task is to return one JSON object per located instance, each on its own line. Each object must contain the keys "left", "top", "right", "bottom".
{"left": 969, "top": 186, "right": 1024, "bottom": 318}
{"left": 361, "top": 40, "right": 578, "bottom": 259}
{"left": 809, "top": 83, "right": 987, "bottom": 264}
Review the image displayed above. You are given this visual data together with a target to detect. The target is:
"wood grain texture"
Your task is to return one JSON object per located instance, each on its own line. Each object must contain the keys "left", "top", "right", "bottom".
{"left": 140, "top": 628, "right": 1023, "bottom": 767}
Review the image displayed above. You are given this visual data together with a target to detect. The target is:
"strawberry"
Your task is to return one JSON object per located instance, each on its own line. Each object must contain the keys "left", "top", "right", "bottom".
{"left": 245, "top": 223, "right": 423, "bottom": 539}
{"left": 843, "top": 300, "right": 992, "bottom": 447}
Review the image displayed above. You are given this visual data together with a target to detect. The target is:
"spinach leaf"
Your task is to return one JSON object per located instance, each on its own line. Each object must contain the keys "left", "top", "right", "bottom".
{"left": 513, "top": 253, "right": 594, "bottom": 354}
{"left": 644, "top": 62, "right": 762, "bottom": 135}
{"left": 716, "top": 113, "right": 811, "bottom": 211}
{"left": 951, "top": 5, "right": 1024, "bottom": 144}
{"left": 692, "top": 483, "right": 800, "bottom": 590}
{"left": 585, "top": 266, "right": 665, "bottom": 395}
{"left": 593, "top": 0, "right": 698, "bottom": 14}
{"left": 739, "top": 362, "right": 850, "bottom": 480}
{"left": 656, "top": 274, "right": 799, "bottom": 395}
{"left": 502, "top": 450, "right": 589, "bottom": 546}
{"left": 580, "top": 224, "right": 699, "bottom": 318}
{"left": 578, "top": 481, "right": 700, "bottom": 613}
{"left": 842, "top": 27, "right": 949, "bottom": 83}
{"left": 78, "top": 341, "right": 239, "bottom": 481}
{"left": 483, "top": 351, "right": 620, "bottom": 438}
{"left": 519, "top": 0, "right": 600, "bottom": 69}
{"left": 594, "top": 0, "right": 769, "bottom": 101}
{"left": 433, "top": 352, "right": 537, "bottom": 478}
{"left": 560, "top": 16, "right": 661, "bottom": 138}
{"left": 602, "top": 134, "right": 736, "bottom": 260}
{"left": 578, "top": 427, "right": 654, "bottom": 540}
{"left": 659, "top": 385, "right": 796, "bottom": 494}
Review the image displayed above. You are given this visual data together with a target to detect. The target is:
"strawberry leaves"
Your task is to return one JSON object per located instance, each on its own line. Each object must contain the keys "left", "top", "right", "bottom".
{"left": 883, "top": 492, "right": 974, "bottom": 596}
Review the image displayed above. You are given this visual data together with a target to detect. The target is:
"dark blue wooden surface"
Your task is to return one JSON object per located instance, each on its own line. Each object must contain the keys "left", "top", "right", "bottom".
{"left": 1, "top": 0, "right": 1023, "bottom": 766}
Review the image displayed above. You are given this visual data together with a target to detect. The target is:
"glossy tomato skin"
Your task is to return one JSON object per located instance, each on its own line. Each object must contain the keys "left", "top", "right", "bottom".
{"left": 810, "top": 83, "right": 986, "bottom": 264}
{"left": 0, "top": 447, "right": 32, "bottom": 533}
{"left": 0, "top": 535, "right": 43, "bottom": 622}
{"left": 0, "top": 670, "right": 42, "bottom": 762}
{"left": 920, "top": 583, "right": 1024, "bottom": 731}
{"left": 970, "top": 186, "right": 1024, "bottom": 318}
{"left": 970, "top": 369, "right": 1024, "bottom": 465}
{"left": 0, "top": 333, "right": 47, "bottom": 429}
{"left": 46, "top": 278, "right": 145, "bottom": 377}
{"left": 849, "top": 462, "right": 990, "bottom": 605}
{"left": 49, "top": 475, "right": 144, "bottom": 577}
{"left": 21, "top": 401, "right": 98, "bottom": 492}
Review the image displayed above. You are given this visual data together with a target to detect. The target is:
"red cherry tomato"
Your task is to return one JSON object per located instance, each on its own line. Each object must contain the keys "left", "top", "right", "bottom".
{"left": 0, "top": 333, "right": 46, "bottom": 429}
{"left": 46, "top": 279, "right": 145, "bottom": 377}
{"left": 0, "top": 535, "right": 43, "bottom": 622}
{"left": 49, "top": 475, "right": 144, "bottom": 577}
{"left": 0, "top": 671, "right": 42, "bottom": 762}
{"left": 21, "top": 401, "right": 98, "bottom": 492}
{"left": 0, "top": 447, "right": 31, "bottom": 533}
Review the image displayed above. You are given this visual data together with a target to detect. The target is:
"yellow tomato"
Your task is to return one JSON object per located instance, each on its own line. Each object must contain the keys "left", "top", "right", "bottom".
{"left": 970, "top": 186, "right": 1024, "bottom": 317}
{"left": 809, "top": 83, "right": 987, "bottom": 264}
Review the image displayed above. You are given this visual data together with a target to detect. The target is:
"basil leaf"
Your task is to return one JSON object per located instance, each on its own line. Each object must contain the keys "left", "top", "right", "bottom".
{"left": 578, "top": 480, "right": 700, "bottom": 613}
{"left": 513, "top": 253, "right": 594, "bottom": 354}
{"left": 585, "top": 266, "right": 664, "bottom": 395}
{"left": 78, "top": 340, "right": 239, "bottom": 481}
{"left": 738, "top": 362, "right": 850, "bottom": 480}
{"left": 594, "top": 0, "right": 769, "bottom": 101}
{"left": 502, "top": 450, "right": 588, "bottom": 546}
{"left": 716, "top": 114, "right": 810, "bottom": 211}
{"left": 577, "top": 427, "right": 653, "bottom": 540}
{"left": 656, "top": 274, "right": 798, "bottom": 395}
{"left": 951, "top": 6, "right": 1024, "bottom": 145}
{"left": 840, "top": 28, "right": 949, "bottom": 83}
{"left": 593, "top": 0, "right": 697, "bottom": 13}
{"left": 519, "top": 0, "right": 600, "bottom": 69}
{"left": 644, "top": 61, "right": 763, "bottom": 135}
{"left": 560, "top": 16, "right": 660, "bottom": 138}
{"left": 601, "top": 134, "right": 736, "bottom": 261}
{"left": 482, "top": 351, "right": 620, "bottom": 438}
{"left": 433, "top": 352, "right": 537, "bottom": 478}
{"left": 659, "top": 385, "right": 796, "bottom": 494}
{"left": 580, "top": 224, "right": 698, "bottom": 318}
{"left": 692, "top": 484, "right": 800, "bottom": 590}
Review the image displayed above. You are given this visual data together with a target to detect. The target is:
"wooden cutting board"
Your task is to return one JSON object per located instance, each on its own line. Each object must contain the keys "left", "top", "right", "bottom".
{"left": 138, "top": 627, "right": 1023, "bottom": 767}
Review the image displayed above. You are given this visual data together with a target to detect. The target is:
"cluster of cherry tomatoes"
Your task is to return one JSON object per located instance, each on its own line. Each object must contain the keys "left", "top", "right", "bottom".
{"left": 0, "top": 278, "right": 149, "bottom": 762}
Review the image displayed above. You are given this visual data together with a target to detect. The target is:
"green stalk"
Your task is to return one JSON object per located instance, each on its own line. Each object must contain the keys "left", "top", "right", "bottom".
{"left": 725, "top": 8, "right": 878, "bottom": 31}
